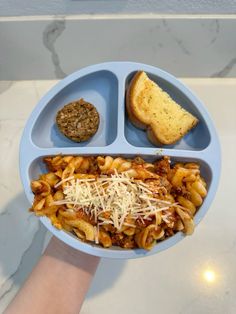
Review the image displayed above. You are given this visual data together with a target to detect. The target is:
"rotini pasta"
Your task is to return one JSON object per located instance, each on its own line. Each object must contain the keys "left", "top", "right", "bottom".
{"left": 30, "top": 155, "right": 208, "bottom": 250}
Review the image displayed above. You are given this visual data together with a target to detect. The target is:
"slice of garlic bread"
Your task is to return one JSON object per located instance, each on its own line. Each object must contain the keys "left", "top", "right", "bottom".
{"left": 126, "top": 71, "right": 198, "bottom": 145}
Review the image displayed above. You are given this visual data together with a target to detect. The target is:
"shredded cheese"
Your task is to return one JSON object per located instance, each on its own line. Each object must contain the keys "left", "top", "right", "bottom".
{"left": 54, "top": 176, "right": 75, "bottom": 188}
{"left": 53, "top": 171, "right": 175, "bottom": 231}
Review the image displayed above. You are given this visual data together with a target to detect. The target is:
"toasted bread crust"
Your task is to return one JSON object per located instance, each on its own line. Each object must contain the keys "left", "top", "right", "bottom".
{"left": 126, "top": 71, "right": 198, "bottom": 145}
{"left": 147, "top": 120, "right": 198, "bottom": 145}
{"left": 126, "top": 72, "right": 147, "bottom": 130}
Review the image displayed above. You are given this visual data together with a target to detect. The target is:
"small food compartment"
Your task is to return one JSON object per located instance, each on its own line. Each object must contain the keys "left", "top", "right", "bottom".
{"left": 124, "top": 71, "right": 211, "bottom": 150}
{"left": 31, "top": 70, "right": 118, "bottom": 148}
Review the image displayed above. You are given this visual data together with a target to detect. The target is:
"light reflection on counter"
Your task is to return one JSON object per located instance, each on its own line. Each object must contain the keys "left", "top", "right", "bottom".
{"left": 203, "top": 269, "right": 216, "bottom": 283}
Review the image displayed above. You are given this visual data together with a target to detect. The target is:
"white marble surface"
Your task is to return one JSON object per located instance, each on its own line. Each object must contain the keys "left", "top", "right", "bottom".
{"left": 0, "top": 79, "right": 236, "bottom": 313}
{"left": 1, "top": 17, "right": 236, "bottom": 79}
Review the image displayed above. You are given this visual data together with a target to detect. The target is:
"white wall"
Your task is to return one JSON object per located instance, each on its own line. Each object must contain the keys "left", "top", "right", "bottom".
{"left": 0, "top": 0, "right": 236, "bottom": 16}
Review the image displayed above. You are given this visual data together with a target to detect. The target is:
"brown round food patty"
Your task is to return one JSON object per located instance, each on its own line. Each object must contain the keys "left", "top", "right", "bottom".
{"left": 56, "top": 99, "right": 100, "bottom": 142}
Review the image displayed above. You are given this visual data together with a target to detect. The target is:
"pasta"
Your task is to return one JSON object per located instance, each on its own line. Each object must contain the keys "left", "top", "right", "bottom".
{"left": 30, "top": 155, "right": 208, "bottom": 250}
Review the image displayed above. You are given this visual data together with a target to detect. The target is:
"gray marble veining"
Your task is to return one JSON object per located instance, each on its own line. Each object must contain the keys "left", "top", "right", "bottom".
{"left": 0, "top": 82, "right": 14, "bottom": 95}
{"left": 162, "top": 19, "right": 191, "bottom": 55}
{"left": 43, "top": 19, "right": 67, "bottom": 79}
{"left": 1, "top": 17, "right": 236, "bottom": 79}
{"left": 209, "top": 19, "right": 220, "bottom": 44}
{"left": 211, "top": 56, "right": 236, "bottom": 77}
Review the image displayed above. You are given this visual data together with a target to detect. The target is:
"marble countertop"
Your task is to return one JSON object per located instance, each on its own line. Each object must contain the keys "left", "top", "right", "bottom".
{"left": 0, "top": 79, "right": 235, "bottom": 313}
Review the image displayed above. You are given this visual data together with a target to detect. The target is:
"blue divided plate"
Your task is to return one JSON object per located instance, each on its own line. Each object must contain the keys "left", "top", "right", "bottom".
{"left": 19, "top": 62, "right": 221, "bottom": 259}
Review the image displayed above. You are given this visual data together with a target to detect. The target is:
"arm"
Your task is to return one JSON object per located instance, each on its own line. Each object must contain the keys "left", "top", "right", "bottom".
{"left": 5, "top": 237, "right": 100, "bottom": 314}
